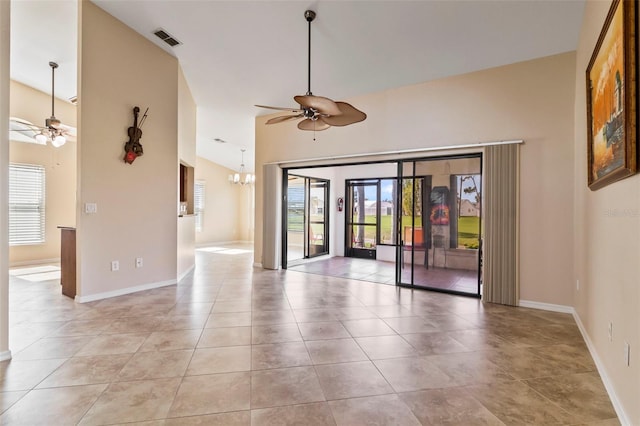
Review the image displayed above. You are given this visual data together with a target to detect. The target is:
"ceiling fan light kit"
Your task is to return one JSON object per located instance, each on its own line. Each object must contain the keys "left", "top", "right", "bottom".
{"left": 256, "top": 10, "right": 366, "bottom": 134}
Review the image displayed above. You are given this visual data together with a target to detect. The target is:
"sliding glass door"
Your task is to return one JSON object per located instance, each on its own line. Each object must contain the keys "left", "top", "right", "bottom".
{"left": 396, "top": 155, "right": 483, "bottom": 297}
{"left": 345, "top": 181, "right": 378, "bottom": 259}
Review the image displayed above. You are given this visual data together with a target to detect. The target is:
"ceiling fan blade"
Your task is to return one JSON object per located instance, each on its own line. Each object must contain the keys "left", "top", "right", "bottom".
{"left": 255, "top": 104, "right": 302, "bottom": 113}
{"left": 58, "top": 123, "right": 77, "bottom": 137}
{"left": 297, "top": 118, "right": 330, "bottom": 132}
{"left": 320, "top": 102, "right": 367, "bottom": 126}
{"left": 294, "top": 95, "right": 342, "bottom": 116}
{"left": 266, "top": 114, "right": 303, "bottom": 125}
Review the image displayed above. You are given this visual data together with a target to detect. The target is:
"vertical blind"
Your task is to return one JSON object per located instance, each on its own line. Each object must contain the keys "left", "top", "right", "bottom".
{"left": 194, "top": 180, "right": 205, "bottom": 232}
{"left": 9, "top": 163, "right": 46, "bottom": 245}
{"left": 483, "top": 144, "right": 520, "bottom": 306}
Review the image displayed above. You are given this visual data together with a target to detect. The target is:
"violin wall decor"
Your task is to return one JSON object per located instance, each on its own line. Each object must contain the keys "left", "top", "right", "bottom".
{"left": 123, "top": 106, "right": 148, "bottom": 164}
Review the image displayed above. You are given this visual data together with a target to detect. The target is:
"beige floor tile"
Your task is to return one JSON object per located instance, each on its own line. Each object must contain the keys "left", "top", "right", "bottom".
{"left": 355, "top": 335, "right": 418, "bottom": 359}
{"left": 366, "top": 305, "right": 417, "bottom": 318}
{"left": 524, "top": 372, "right": 617, "bottom": 422}
{"left": 104, "top": 316, "right": 165, "bottom": 334}
{"left": 186, "top": 346, "right": 251, "bottom": 375}
{"left": 528, "top": 343, "right": 597, "bottom": 372}
{"left": 0, "top": 391, "right": 27, "bottom": 414}
{"left": 252, "top": 342, "right": 312, "bottom": 370}
{"left": 252, "top": 323, "right": 302, "bottom": 344}
{"left": 212, "top": 300, "right": 252, "bottom": 313}
{"left": 158, "top": 314, "right": 209, "bottom": 331}
{"left": 305, "top": 338, "right": 367, "bottom": 365}
{"left": 118, "top": 349, "right": 193, "bottom": 380}
{"left": 197, "top": 326, "right": 251, "bottom": 348}
{"left": 251, "top": 402, "right": 336, "bottom": 426}
{"left": 251, "top": 366, "right": 325, "bottom": 409}
{"left": 0, "top": 384, "right": 106, "bottom": 425}
{"left": 467, "top": 380, "right": 580, "bottom": 424}
{"left": 298, "top": 321, "right": 351, "bottom": 340}
{"left": 402, "top": 332, "right": 470, "bottom": 355}
{"left": 315, "top": 361, "right": 393, "bottom": 400}
{"left": 138, "top": 329, "right": 202, "bottom": 352}
{"left": 51, "top": 319, "right": 113, "bottom": 337}
{"left": 13, "top": 336, "right": 91, "bottom": 360}
{"left": 328, "top": 394, "right": 421, "bottom": 426}
{"left": 79, "top": 378, "right": 181, "bottom": 424}
{"left": 125, "top": 303, "right": 175, "bottom": 317}
{"left": 205, "top": 312, "right": 252, "bottom": 328}
{"left": 0, "top": 359, "right": 67, "bottom": 391}
{"left": 293, "top": 308, "right": 339, "bottom": 323}
{"left": 481, "top": 346, "right": 588, "bottom": 380}
{"left": 165, "top": 410, "right": 250, "bottom": 425}
{"left": 168, "top": 372, "right": 251, "bottom": 417}
{"left": 382, "top": 316, "right": 439, "bottom": 334}
{"left": 426, "top": 352, "right": 515, "bottom": 386}
{"left": 75, "top": 332, "right": 148, "bottom": 356}
{"left": 37, "top": 354, "right": 131, "bottom": 388}
{"left": 341, "top": 318, "right": 396, "bottom": 337}
{"left": 374, "top": 356, "right": 455, "bottom": 392}
{"left": 251, "top": 310, "right": 296, "bottom": 326}
{"left": 167, "top": 302, "right": 213, "bottom": 316}
{"left": 448, "top": 329, "right": 515, "bottom": 351}
{"left": 419, "top": 314, "right": 478, "bottom": 331}
{"left": 400, "top": 388, "right": 506, "bottom": 425}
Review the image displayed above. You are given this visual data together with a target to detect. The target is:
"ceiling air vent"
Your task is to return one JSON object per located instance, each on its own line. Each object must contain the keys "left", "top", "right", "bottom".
{"left": 153, "top": 28, "right": 182, "bottom": 47}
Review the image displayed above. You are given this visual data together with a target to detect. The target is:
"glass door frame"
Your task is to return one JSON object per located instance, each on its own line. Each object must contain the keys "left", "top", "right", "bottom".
{"left": 281, "top": 170, "right": 330, "bottom": 269}
{"left": 395, "top": 154, "right": 483, "bottom": 298}
{"left": 345, "top": 179, "right": 379, "bottom": 260}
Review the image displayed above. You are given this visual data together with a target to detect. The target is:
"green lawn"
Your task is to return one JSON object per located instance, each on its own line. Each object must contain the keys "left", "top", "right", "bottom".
{"left": 458, "top": 216, "right": 480, "bottom": 248}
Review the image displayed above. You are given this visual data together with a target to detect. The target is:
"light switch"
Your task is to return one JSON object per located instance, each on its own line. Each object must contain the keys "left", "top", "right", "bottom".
{"left": 85, "top": 203, "right": 97, "bottom": 214}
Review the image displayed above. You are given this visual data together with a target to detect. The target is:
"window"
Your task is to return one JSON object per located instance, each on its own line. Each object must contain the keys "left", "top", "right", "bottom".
{"left": 194, "top": 180, "right": 205, "bottom": 232}
{"left": 9, "top": 163, "right": 46, "bottom": 245}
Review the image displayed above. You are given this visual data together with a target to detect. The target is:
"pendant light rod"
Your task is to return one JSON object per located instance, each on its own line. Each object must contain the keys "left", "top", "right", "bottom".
{"left": 49, "top": 61, "right": 58, "bottom": 119}
{"left": 304, "top": 10, "right": 316, "bottom": 96}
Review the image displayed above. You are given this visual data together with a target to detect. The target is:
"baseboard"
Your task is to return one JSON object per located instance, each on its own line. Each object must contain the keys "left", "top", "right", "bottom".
{"left": 75, "top": 279, "right": 177, "bottom": 303}
{"left": 573, "top": 312, "right": 631, "bottom": 425}
{"left": 9, "top": 258, "right": 60, "bottom": 267}
{"left": 177, "top": 264, "right": 195, "bottom": 282}
{"left": 196, "top": 240, "right": 253, "bottom": 248}
{"left": 518, "top": 299, "right": 573, "bottom": 313}
{"left": 0, "top": 350, "right": 11, "bottom": 361}
{"left": 253, "top": 262, "right": 263, "bottom": 268}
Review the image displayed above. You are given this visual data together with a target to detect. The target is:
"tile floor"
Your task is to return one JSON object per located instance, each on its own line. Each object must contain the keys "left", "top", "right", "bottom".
{"left": 289, "top": 256, "right": 479, "bottom": 295}
{"left": 1, "top": 243, "right": 619, "bottom": 425}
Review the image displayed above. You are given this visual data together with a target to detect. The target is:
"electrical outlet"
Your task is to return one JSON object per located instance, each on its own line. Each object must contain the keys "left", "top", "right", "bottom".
{"left": 84, "top": 203, "right": 98, "bottom": 214}
{"left": 624, "top": 342, "right": 630, "bottom": 366}
{"left": 135, "top": 257, "right": 143, "bottom": 268}
{"left": 576, "top": 279, "right": 580, "bottom": 291}
{"left": 111, "top": 260, "right": 119, "bottom": 271}
{"left": 608, "top": 322, "right": 613, "bottom": 342}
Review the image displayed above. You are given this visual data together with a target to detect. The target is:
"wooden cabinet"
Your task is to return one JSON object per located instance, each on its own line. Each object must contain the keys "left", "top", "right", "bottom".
{"left": 59, "top": 227, "right": 76, "bottom": 299}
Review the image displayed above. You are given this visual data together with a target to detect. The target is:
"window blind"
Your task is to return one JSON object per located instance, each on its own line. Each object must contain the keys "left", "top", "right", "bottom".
{"left": 194, "top": 180, "right": 205, "bottom": 232}
{"left": 9, "top": 163, "right": 46, "bottom": 246}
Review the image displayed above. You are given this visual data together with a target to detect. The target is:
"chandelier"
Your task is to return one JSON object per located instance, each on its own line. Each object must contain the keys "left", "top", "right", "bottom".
{"left": 228, "top": 149, "right": 255, "bottom": 185}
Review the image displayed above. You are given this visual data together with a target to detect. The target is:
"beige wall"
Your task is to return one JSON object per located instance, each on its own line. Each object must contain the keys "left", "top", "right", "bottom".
{"left": 573, "top": 2, "right": 639, "bottom": 423}
{"left": 256, "top": 52, "right": 576, "bottom": 307}
{"left": 9, "top": 80, "right": 76, "bottom": 265}
{"left": 195, "top": 156, "right": 252, "bottom": 245}
{"left": 76, "top": 0, "right": 178, "bottom": 299}
{"left": 177, "top": 65, "right": 197, "bottom": 278}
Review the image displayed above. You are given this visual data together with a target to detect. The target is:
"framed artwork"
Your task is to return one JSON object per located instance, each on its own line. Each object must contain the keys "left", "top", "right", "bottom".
{"left": 586, "top": 0, "right": 637, "bottom": 190}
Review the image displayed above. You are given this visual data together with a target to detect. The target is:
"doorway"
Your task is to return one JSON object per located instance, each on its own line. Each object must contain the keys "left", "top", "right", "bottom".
{"left": 396, "top": 155, "right": 482, "bottom": 297}
{"left": 284, "top": 173, "right": 329, "bottom": 265}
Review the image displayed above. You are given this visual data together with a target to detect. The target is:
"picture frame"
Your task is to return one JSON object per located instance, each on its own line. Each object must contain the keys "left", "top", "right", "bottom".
{"left": 586, "top": 0, "right": 637, "bottom": 190}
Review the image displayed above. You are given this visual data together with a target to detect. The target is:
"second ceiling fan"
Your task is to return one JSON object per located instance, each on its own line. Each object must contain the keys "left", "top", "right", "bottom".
{"left": 256, "top": 10, "right": 366, "bottom": 132}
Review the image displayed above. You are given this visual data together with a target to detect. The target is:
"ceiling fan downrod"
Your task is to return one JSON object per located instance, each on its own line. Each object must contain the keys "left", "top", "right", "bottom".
{"left": 47, "top": 61, "right": 60, "bottom": 129}
{"left": 305, "top": 10, "right": 316, "bottom": 97}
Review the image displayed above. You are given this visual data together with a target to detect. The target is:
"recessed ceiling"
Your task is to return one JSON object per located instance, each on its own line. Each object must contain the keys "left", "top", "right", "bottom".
{"left": 10, "top": 0, "right": 585, "bottom": 173}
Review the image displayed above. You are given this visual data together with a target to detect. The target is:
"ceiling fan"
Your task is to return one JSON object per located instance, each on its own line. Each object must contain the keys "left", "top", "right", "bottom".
{"left": 256, "top": 10, "right": 366, "bottom": 132}
{"left": 10, "top": 61, "right": 76, "bottom": 147}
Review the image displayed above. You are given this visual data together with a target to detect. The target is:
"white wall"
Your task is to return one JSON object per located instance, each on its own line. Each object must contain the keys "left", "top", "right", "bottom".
{"left": 76, "top": 0, "right": 178, "bottom": 300}
{"left": 573, "top": 2, "right": 639, "bottom": 423}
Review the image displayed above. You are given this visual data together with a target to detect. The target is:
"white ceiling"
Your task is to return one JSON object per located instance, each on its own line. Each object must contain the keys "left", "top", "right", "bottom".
{"left": 10, "top": 0, "right": 585, "bottom": 173}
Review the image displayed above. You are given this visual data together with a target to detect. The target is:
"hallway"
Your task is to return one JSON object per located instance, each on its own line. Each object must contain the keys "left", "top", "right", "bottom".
{"left": 1, "top": 244, "right": 617, "bottom": 424}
